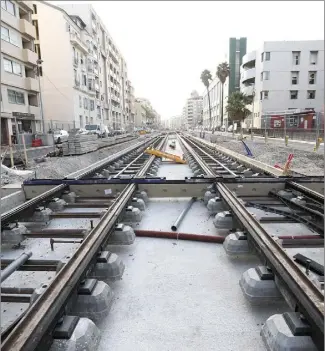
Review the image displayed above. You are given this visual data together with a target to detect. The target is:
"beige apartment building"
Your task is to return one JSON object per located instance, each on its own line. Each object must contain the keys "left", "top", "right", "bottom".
{"left": 1, "top": 0, "right": 40, "bottom": 145}
{"left": 34, "top": 2, "right": 134, "bottom": 131}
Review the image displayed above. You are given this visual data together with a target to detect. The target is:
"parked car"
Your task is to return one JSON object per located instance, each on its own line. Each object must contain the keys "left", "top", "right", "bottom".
{"left": 85, "top": 124, "right": 109, "bottom": 138}
{"left": 53, "top": 129, "right": 69, "bottom": 144}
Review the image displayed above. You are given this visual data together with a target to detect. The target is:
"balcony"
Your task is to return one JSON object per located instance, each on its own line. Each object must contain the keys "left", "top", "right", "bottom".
{"left": 95, "top": 84, "right": 100, "bottom": 91}
{"left": 25, "top": 77, "right": 39, "bottom": 92}
{"left": 94, "top": 68, "right": 99, "bottom": 76}
{"left": 20, "top": 19, "right": 36, "bottom": 39}
{"left": 242, "top": 51, "right": 256, "bottom": 68}
{"left": 241, "top": 85, "right": 254, "bottom": 97}
{"left": 70, "top": 33, "right": 88, "bottom": 54}
{"left": 88, "top": 87, "right": 96, "bottom": 95}
{"left": 28, "top": 105, "right": 40, "bottom": 118}
{"left": 96, "top": 99, "right": 101, "bottom": 106}
{"left": 19, "top": 1, "right": 34, "bottom": 12}
{"left": 22, "top": 48, "right": 38, "bottom": 65}
{"left": 241, "top": 68, "right": 256, "bottom": 84}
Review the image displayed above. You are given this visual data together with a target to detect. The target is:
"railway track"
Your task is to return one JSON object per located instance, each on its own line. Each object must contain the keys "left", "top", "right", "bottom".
{"left": 1, "top": 132, "right": 324, "bottom": 351}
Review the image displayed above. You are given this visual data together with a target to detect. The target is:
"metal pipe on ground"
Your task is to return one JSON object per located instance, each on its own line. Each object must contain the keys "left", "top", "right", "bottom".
{"left": 134, "top": 230, "right": 225, "bottom": 243}
{"left": 1, "top": 252, "right": 33, "bottom": 283}
{"left": 171, "top": 197, "right": 196, "bottom": 231}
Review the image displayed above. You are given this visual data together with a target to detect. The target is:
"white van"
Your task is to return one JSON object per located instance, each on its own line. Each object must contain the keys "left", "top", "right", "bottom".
{"left": 85, "top": 124, "right": 109, "bottom": 138}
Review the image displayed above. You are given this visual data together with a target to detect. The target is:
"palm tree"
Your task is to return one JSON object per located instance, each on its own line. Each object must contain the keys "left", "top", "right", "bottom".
{"left": 216, "top": 62, "right": 230, "bottom": 128}
{"left": 226, "top": 91, "right": 252, "bottom": 138}
{"left": 200, "top": 69, "right": 212, "bottom": 130}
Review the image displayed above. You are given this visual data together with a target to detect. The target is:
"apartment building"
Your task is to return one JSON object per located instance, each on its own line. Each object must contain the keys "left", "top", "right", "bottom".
{"left": 1, "top": 0, "right": 40, "bottom": 145}
{"left": 127, "top": 80, "right": 135, "bottom": 130}
{"left": 228, "top": 37, "right": 247, "bottom": 96}
{"left": 202, "top": 78, "right": 228, "bottom": 129}
{"left": 32, "top": 2, "right": 134, "bottom": 131}
{"left": 134, "top": 97, "right": 160, "bottom": 128}
{"left": 240, "top": 40, "right": 324, "bottom": 128}
{"left": 182, "top": 90, "right": 203, "bottom": 129}
{"left": 58, "top": 3, "right": 134, "bottom": 131}
{"left": 134, "top": 100, "right": 146, "bottom": 128}
{"left": 169, "top": 115, "right": 184, "bottom": 130}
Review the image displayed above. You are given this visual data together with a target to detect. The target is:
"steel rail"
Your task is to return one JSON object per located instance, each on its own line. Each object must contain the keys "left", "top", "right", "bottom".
{"left": 177, "top": 135, "right": 214, "bottom": 176}
{"left": 1, "top": 134, "right": 167, "bottom": 351}
{"left": 217, "top": 183, "right": 324, "bottom": 334}
{"left": 183, "top": 136, "right": 238, "bottom": 177}
{"left": 1, "top": 136, "right": 158, "bottom": 225}
{"left": 180, "top": 138, "right": 324, "bottom": 335}
{"left": 186, "top": 133, "right": 285, "bottom": 177}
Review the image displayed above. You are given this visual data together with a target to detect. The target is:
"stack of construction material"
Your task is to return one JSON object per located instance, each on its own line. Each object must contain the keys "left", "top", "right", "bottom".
{"left": 63, "top": 134, "right": 98, "bottom": 156}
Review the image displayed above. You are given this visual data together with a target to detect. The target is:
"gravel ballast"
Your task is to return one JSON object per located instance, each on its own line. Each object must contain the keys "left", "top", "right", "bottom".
{"left": 1, "top": 138, "right": 142, "bottom": 186}
{"left": 208, "top": 134, "right": 324, "bottom": 176}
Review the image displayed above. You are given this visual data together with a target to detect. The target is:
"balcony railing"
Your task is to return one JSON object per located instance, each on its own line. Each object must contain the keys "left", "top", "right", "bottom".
{"left": 70, "top": 33, "right": 88, "bottom": 54}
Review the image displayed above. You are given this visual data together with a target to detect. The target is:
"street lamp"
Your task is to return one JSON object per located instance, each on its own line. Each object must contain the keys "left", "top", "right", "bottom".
{"left": 36, "top": 59, "right": 45, "bottom": 133}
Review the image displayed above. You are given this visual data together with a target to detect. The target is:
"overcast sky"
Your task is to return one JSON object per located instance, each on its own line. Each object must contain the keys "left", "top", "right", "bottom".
{"left": 54, "top": 1, "right": 324, "bottom": 119}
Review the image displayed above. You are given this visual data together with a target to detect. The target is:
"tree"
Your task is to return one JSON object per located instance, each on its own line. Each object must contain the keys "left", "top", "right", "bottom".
{"left": 200, "top": 69, "right": 212, "bottom": 130}
{"left": 226, "top": 91, "right": 252, "bottom": 138}
{"left": 216, "top": 62, "right": 230, "bottom": 128}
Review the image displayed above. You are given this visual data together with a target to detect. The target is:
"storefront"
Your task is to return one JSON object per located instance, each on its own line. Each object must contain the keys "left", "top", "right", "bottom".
{"left": 1, "top": 112, "right": 38, "bottom": 146}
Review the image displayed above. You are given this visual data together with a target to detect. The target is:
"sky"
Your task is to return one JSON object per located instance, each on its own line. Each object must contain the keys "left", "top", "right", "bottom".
{"left": 53, "top": 1, "right": 324, "bottom": 120}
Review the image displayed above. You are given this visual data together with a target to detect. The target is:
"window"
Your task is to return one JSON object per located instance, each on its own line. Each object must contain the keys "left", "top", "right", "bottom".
{"left": 79, "top": 115, "right": 83, "bottom": 128}
{"left": 260, "top": 91, "right": 269, "bottom": 100}
{"left": 8, "top": 89, "right": 25, "bottom": 104}
{"left": 290, "top": 90, "right": 298, "bottom": 99}
{"left": 1, "top": 0, "right": 15, "bottom": 16}
{"left": 308, "top": 71, "right": 316, "bottom": 84}
{"left": 79, "top": 96, "right": 82, "bottom": 108}
{"left": 291, "top": 71, "right": 299, "bottom": 85}
{"left": 261, "top": 71, "right": 270, "bottom": 80}
{"left": 90, "top": 100, "right": 94, "bottom": 111}
{"left": 292, "top": 51, "right": 300, "bottom": 65}
{"left": 265, "top": 52, "right": 270, "bottom": 61}
{"left": 1, "top": 26, "right": 19, "bottom": 46}
{"left": 3, "top": 58, "right": 22, "bottom": 75}
{"left": 310, "top": 51, "right": 318, "bottom": 65}
{"left": 307, "top": 90, "right": 316, "bottom": 99}
{"left": 83, "top": 97, "right": 88, "bottom": 109}
{"left": 1, "top": 26, "right": 9, "bottom": 41}
{"left": 83, "top": 74, "right": 87, "bottom": 86}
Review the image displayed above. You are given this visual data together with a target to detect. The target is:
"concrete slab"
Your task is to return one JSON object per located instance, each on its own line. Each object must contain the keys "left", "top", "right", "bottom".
{"left": 99, "top": 238, "right": 288, "bottom": 351}
{"left": 137, "top": 198, "right": 219, "bottom": 236}
{"left": 156, "top": 137, "right": 193, "bottom": 179}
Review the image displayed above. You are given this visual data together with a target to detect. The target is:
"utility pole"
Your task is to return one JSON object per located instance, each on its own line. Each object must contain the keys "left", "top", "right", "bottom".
{"left": 36, "top": 59, "right": 45, "bottom": 133}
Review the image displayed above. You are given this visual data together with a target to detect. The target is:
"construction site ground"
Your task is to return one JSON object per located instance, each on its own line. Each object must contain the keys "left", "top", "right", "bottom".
{"left": 199, "top": 132, "right": 324, "bottom": 176}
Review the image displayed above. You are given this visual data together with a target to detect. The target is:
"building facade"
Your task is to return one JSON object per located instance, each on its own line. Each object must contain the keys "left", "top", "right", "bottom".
{"left": 33, "top": 2, "right": 134, "bottom": 131}
{"left": 228, "top": 37, "right": 247, "bottom": 97}
{"left": 240, "top": 40, "right": 324, "bottom": 128}
{"left": 202, "top": 78, "right": 229, "bottom": 129}
{"left": 1, "top": 0, "right": 41, "bottom": 145}
{"left": 182, "top": 90, "right": 203, "bottom": 129}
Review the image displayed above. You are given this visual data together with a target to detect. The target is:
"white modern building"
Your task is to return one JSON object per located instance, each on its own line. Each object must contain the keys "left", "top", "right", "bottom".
{"left": 202, "top": 77, "right": 229, "bottom": 129}
{"left": 1, "top": 0, "right": 41, "bottom": 145}
{"left": 33, "top": 2, "right": 134, "bottom": 131}
{"left": 240, "top": 40, "right": 324, "bottom": 128}
{"left": 183, "top": 90, "right": 203, "bottom": 129}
